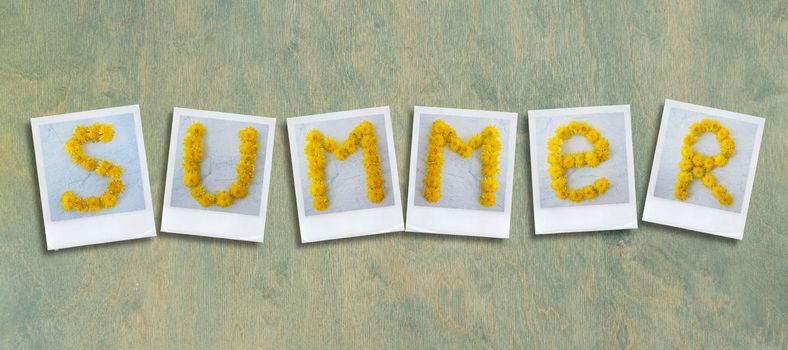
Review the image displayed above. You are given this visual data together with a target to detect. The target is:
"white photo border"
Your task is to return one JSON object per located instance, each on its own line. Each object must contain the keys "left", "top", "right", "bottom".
{"left": 31, "top": 105, "right": 156, "bottom": 250}
{"left": 642, "top": 99, "right": 765, "bottom": 240}
{"left": 160, "top": 108, "right": 277, "bottom": 243}
{"left": 286, "top": 106, "right": 405, "bottom": 243}
{"left": 528, "top": 104, "right": 638, "bottom": 235}
{"left": 405, "top": 106, "right": 518, "bottom": 238}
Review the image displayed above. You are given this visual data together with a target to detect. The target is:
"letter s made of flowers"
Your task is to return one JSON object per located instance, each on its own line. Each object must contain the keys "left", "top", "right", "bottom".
{"left": 61, "top": 123, "right": 125, "bottom": 212}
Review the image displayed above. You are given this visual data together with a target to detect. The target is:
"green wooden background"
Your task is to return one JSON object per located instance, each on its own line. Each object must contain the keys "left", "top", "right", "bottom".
{"left": 1, "top": 1, "right": 786, "bottom": 348}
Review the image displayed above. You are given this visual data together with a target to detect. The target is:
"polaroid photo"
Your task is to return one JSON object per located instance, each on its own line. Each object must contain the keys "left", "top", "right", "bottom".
{"left": 160, "top": 108, "right": 276, "bottom": 242}
{"left": 31, "top": 105, "right": 156, "bottom": 250}
{"left": 286, "top": 106, "right": 405, "bottom": 243}
{"left": 643, "top": 99, "right": 765, "bottom": 240}
{"left": 404, "top": 106, "right": 518, "bottom": 238}
{"left": 528, "top": 105, "right": 638, "bottom": 235}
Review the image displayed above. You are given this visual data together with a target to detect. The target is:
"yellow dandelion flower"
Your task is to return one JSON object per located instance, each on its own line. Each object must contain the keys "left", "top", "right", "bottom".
{"left": 481, "top": 177, "right": 499, "bottom": 192}
{"left": 108, "top": 180, "right": 125, "bottom": 194}
{"left": 562, "top": 156, "right": 575, "bottom": 168}
{"left": 183, "top": 171, "right": 200, "bottom": 188}
{"left": 198, "top": 193, "right": 216, "bottom": 207}
{"left": 679, "top": 159, "right": 693, "bottom": 171}
{"left": 100, "top": 193, "right": 118, "bottom": 208}
{"left": 62, "top": 192, "right": 78, "bottom": 211}
{"left": 675, "top": 189, "right": 688, "bottom": 201}
{"left": 718, "top": 193, "right": 733, "bottom": 206}
{"left": 310, "top": 181, "right": 328, "bottom": 196}
{"left": 86, "top": 197, "right": 101, "bottom": 212}
{"left": 701, "top": 173, "right": 716, "bottom": 187}
{"left": 692, "top": 166, "right": 706, "bottom": 178}
{"left": 313, "top": 196, "right": 329, "bottom": 210}
{"left": 215, "top": 191, "right": 233, "bottom": 208}
{"left": 551, "top": 178, "right": 568, "bottom": 191}
{"left": 582, "top": 186, "right": 597, "bottom": 199}
{"left": 586, "top": 153, "right": 600, "bottom": 167}
{"left": 479, "top": 192, "right": 496, "bottom": 207}
{"left": 593, "top": 178, "right": 610, "bottom": 193}
{"left": 229, "top": 183, "right": 248, "bottom": 198}
{"left": 569, "top": 190, "right": 584, "bottom": 202}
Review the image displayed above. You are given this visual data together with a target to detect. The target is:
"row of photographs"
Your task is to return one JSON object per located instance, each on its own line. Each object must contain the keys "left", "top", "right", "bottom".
{"left": 31, "top": 100, "right": 765, "bottom": 250}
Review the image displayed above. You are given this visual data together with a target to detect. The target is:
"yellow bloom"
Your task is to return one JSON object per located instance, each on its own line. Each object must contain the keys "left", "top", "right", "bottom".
{"left": 87, "top": 197, "right": 101, "bottom": 212}
{"left": 702, "top": 173, "right": 716, "bottom": 187}
{"left": 107, "top": 166, "right": 123, "bottom": 179}
{"left": 562, "top": 156, "right": 575, "bottom": 168}
{"left": 691, "top": 154, "right": 704, "bottom": 166}
{"left": 310, "top": 181, "right": 328, "bottom": 196}
{"left": 678, "top": 172, "right": 692, "bottom": 183}
{"left": 690, "top": 123, "right": 705, "bottom": 135}
{"left": 573, "top": 154, "right": 585, "bottom": 167}
{"left": 718, "top": 193, "right": 733, "bottom": 206}
{"left": 551, "top": 178, "right": 568, "bottom": 191}
{"left": 99, "top": 125, "right": 114, "bottom": 142}
{"left": 183, "top": 171, "right": 200, "bottom": 188}
{"left": 586, "top": 153, "right": 600, "bottom": 167}
{"left": 593, "top": 178, "right": 610, "bottom": 193}
{"left": 582, "top": 185, "right": 596, "bottom": 199}
{"left": 586, "top": 129, "right": 600, "bottom": 142}
{"left": 548, "top": 165, "right": 564, "bottom": 178}
{"left": 62, "top": 191, "right": 78, "bottom": 210}
{"left": 368, "top": 188, "right": 385, "bottom": 203}
{"left": 479, "top": 192, "right": 496, "bottom": 207}
{"left": 188, "top": 122, "right": 206, "bottom": 136}
{"left": 108, "top": 180, "right": 125, "bottom": 194}
{"left": 692, "top": 166, "right": 705, "bottom": 178}
{"left": 190, "top": 186, "right": 205, "bottom": 198}
{"left": 481, "top": 177, "right": 498, "bottom": 192}
{"left": 323, "top": 137, "right": 339, "bottom": 152}
{"left": 229, "top": 183, "right": 248, "bottom": 198}
{"left": 714, "top": 155, "right": 728, "bottom": 167}
{"left": 711, "top": 185, "right": 726, "bottom": 198}
{"left": 715, "top": 128, "right": 730, "bottom": 140}
{"left": 675, "top": 189, "right": 688, "bottom": 200}
{"left": 100, "top": 193, "right": 117, "bottom": 208}
{"left": 240, "top": 141, "right": 258, "bottom": 155}
{"left": 679, "top": 159, "right": 693, "bottom": 171}
{"left": 198, "top": 193, "right": 216, "bottom": 207}
{"left": 313, "top": 196, "right": 329, "bottom": 210}
{"left": 569, "top": 190, "right": 583, "bottom": 202}
{"left": 81, "top": 157, "right": 97, "bottom": 171}
{"left": 238, "top": 127, "right": 258, "bottom": 141}
{"left": 215, "top": 191, "right": 233, "bottom": 208}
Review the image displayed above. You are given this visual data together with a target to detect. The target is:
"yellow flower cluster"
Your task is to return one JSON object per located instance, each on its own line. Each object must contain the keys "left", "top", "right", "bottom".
{"left": 674, "top": 118, "right": 734, "bottom": 205}
{"left": 61, "top": 123, "right": 125, "bottom": 212}
{"left": 422, "top": 120, "right": 502, "bottom": 207}
{"left": 547, "top": 121, "right": 610, "bottom": 202}
{"left": 182, "top": 122, "right": 259, "bottom": 208}
{"left": 304, "top": 121, "right": 384, "bottom": 210}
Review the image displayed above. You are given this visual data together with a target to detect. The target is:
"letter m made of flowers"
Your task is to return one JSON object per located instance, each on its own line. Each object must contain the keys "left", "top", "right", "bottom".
{"left": 304, "top": 121, "right": 385, "bottom": 211}
{"left": 422, "top": 120, "right": 502, "bottom": 207}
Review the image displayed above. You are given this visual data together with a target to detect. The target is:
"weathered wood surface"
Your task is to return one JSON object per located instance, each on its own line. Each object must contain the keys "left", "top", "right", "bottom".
{"left": 1, "top": 1, "right": 786, "bottom": 348}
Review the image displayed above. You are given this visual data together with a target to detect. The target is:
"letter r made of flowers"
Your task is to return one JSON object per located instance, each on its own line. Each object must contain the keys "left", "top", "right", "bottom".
{"left": 422, "top": 120, "right": 502, "bottom": 207}
{"left": 304, "top": 121, "right": 385, "bottom": 211}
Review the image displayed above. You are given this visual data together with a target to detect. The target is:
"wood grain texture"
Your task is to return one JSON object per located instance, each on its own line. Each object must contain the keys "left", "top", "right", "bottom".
{"left": 1, "top": 1, "right": 786, "bottom": 348}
